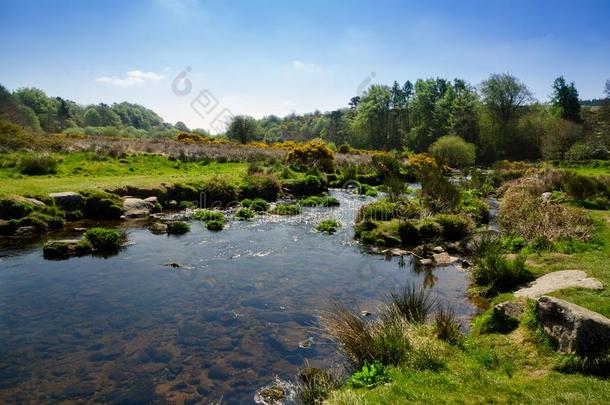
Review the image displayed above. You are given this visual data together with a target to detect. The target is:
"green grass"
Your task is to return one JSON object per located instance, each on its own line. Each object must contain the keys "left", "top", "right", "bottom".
{"left": 526, "top": 210, "right": 610, "bottom": 317}
{"left": 0, "top": 151, "right": 247, "bottom": 196}
{"left": 550, "top": 160, "right": 610, "bottom": 176}
{"left": 327, "top": 332, "right": 610, "bottom": 404}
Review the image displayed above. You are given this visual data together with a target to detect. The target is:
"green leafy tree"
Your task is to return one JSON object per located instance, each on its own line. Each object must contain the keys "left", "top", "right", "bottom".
{"left": 479, "top": 73, "right": 532, "bottom": 126}
{"left": 226, "top": 115, "right": 261, "bottom": 143}
{"left": 551, "top": 76, "right": 581, "bottom": 122}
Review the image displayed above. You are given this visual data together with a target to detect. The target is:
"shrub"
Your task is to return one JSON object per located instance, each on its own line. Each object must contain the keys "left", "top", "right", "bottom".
{"left": 18, "top": 154, "right": 59, "bottom": 175}
{"left": 239, "top": 173, "right": 281, "bottom": 201}
{"left": 282, "top": 174, "right": 326, "bottom": 196}
{"left": 398, "top": 221, "right": 421, "bottom": 246}
{"left": 0, "top": 119, "right": 35, "bottom": 151}
{"left": 501, "top": 235, "right": 527, "bottom": 253}
{"left": 81, "top": 190, "right": 123, "bottom": 219}
{"left": 241, "top": 198, "right": 269, "bottom": 212}
{"left": 460, "top": 190, "right": 490, "bottom": 224}
{"left": 287, "top": 139, "right": 335, "bottom": 172}
{"left": 469, "top": 238, "right": 533, "bottom": 297}
{"left": 388, "top": 284, "right": 437, "bottom": 323}
{"left": 167, "top": 221, "right": 190, "bottom": 235}
{"left": 499, "top": 177, "right": 593, "bottom": 243}
{"left": 206, "top": 219, "right": 224, "bottom": 231}
{"left": 84, "top": 228, "right": 125, "bottom": 252}
{"left": 348, "top": 362, "right": 390, "bottom": 389}
{"left": 420, "top": 169, "right": 461, "bottom": 212}
{"left": 564, "top": 143, "right": 609, "bottom": 161}
{"left": 357, "top": 198, "right": 419, "bottom": 222}
{"left": 271, "top": 203, "right": 301, "bottom": 215}
{"left": 193, "top": 209, "right": 225, "bottom": 222}
{"left": 562, "top": 172, "right": 609, "bottom": 201}
{"left": 417, "top": 219, "right": 443, "bottom": 242}
{"left": 316, "top": 219, "right": 340, "bottom": 234}
{"left": 235, "top": 207, "right": 255, "bottom": 220}
{"left": 338, "top": 144, "right": 353, "bottom": 154}
{"left": 429, "top": 135, "right": 476, "bottom": 168}
{"left": 300, "top": 196, "right": 340, "bottom": 207}
{"left": 433, "top": 214, "right": 475, "bottom": 241}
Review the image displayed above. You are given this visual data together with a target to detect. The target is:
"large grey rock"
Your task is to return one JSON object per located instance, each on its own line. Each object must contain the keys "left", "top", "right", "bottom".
{"left": 122, "top": 198, "right": 154, "bottom": 218}
{"left": 537, "top": 296, "right": 610, "bottom": 355}
{"left": 516, "top": 270, "right": 603, "bottom": 298}
{"left": 49, "top": 192, "right": 83, "bottom": 211}
{"left": 432, "top": 252, "right": 459, "bottom": 266}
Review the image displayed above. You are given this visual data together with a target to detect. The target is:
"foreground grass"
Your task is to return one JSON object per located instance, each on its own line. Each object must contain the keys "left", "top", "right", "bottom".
{"left": 526, "top": 210, "right": 610, "bottom": 317}
{"left": 327, "top": 330, "right": 610, "bottom": 404}
{"left": 0, "top": 152, "right": 247, "bottom": 196}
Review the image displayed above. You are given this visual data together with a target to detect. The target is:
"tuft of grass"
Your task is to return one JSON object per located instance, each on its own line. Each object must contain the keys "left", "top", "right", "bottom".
{"left": 300, "top": 195, "right": 340, "bottom": 207}
{"left": 316, "top": 219, "right": 340, "bottom": 234}
{"left": 388, "top": 284, "right": 437, "bottom": 323}
{"left": 18, "top": 154, "right": 59, "bottom": 175}
{"left": 297, "top": 366, "right": 343, "bottom": 405}
{"left": 84, "top": 227, "right": 126, "bottom": 252}
{"left": 206, "top": 219, "right": 224, "bottom": 231}
{"left": 234, "top": 207, "right": 255, "bottom": 220}
{"left": 241, "top": 197, "right": 269, "bottom": 212}
{"left": 555, "top": 352, "right": 610, "bottom": 377}
{"left": 167, "top": 221, "right": 190, "bottom": 235}
{"left": 271, "top": 203, "right": 301, "bottom": 215}
{"left": 434, "top": 304, "right": 463, "bottom": 346}
{"left": 193, "top": 209, "right": 225, "bottom": 222}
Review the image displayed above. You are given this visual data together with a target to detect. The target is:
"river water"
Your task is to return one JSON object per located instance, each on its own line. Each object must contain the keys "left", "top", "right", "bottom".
{"left": 0, "top": 189, "right": 476, "bottom": 404}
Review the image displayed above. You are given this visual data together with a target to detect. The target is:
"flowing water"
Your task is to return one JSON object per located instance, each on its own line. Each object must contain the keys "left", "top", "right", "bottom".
{"left": 0, "top": 190, "right": 476, "bottom": 404}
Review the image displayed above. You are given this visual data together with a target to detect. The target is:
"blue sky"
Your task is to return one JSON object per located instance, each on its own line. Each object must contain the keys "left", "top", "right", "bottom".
{"left": 1, "top": 0, "right": 609, "bottom": 130}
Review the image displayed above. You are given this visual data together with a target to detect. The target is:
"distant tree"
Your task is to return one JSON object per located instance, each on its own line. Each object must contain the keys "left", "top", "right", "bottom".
{"left": 350, "top": 85, "right": 392, "bottom": 149}
{"left": 479, "top": 73, "right": 532, "bottom": 126}
{"left": 551, "top": 76, "right": 581, "bottom": 122}
{"left": 175, "top": 121, "right": 189, "bottom": 132}
{"left": 348, "top": 96, "right": 360, "bottom": 109}
{"left": 0, "top": 84, "right": 41, "bottom": 131}
{"left": 83, "top": 107, "right": 102, "bottom": 126}
{"left": 226, "top": 115, "right": 261, "bottom": 143}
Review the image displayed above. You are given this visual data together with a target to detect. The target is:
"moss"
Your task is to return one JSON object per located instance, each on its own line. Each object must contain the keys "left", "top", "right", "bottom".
{"left": 355, "top": 219, "right": 401, "bottom": 246}
{"left": 235, "top": 207, "right": 255, "bottom": 220}
{"left": 206, "top": 219, "right": 224, "bottom": 231}
{"left": 271, "top": 203, "right": 302, "bottom": 215}
{"left": 81, "top": 190, "right": 123, "bottom": 220}
{"left": 0, "top": 196, "right": 35, "bottom": 220}
{"left": 167, "top": 221, "right": 190, "bottom": 235}
{"left": 43, "top": 239, "right": 92, "bottom": 259}
{"left": 316, "top": 219, "right": 340, "bottom": 234}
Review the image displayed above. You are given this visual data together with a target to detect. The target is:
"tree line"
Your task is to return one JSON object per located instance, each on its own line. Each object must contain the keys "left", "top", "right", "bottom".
{"left": 227, "top": 74, "right": 610, "bottom": 163}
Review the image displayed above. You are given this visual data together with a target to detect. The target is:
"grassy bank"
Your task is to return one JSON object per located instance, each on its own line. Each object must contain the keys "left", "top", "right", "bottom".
{"left": 0, "top": 151, "right": 248, "bottom": 196}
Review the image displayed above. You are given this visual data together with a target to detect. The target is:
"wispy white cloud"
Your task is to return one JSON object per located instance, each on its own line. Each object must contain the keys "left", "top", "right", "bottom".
{"left": 280, "top": 99, "right": 294, "bottom": 106}
{"left": 95, "top": 70, "right": 165, "bottom": 87}
{"left": 291, "top": 60, "right": 321, "bottom": 72}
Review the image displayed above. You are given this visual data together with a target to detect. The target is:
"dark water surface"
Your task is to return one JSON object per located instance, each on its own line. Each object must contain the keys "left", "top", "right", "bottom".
{"left": 0, "top": 190, "right": 476, "bottom": 404}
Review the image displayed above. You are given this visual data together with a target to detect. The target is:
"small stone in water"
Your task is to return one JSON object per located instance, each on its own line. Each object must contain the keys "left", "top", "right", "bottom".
{"left": 298, "top": 337, "right": 313, "bottom": 349}
{"left": 361, "top": 310, "right": 371, "bottom": 317}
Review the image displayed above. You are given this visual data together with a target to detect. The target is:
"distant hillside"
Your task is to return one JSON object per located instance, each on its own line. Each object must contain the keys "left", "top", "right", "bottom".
{"left": 0, "top": 84, "right": 196, "bottom": 139}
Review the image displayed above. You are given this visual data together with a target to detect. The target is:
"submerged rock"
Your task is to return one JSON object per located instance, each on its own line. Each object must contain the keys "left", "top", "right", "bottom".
{"left": 537, "top": 295, "right": 610, "bottom": 355}
{"left": 123, "top": 198, "right": 154, "bottom": 218}
{"left": 418, "top": 258, "right": 433, "bottom": 266}
{"left": 432, "top": 252, "right": 459, "bottom": 266}
{"left": 43, "top": 239, "right": 92, "bottom": 259}
{"left": 149, "top": 222, "right": 168, "bottom": 234}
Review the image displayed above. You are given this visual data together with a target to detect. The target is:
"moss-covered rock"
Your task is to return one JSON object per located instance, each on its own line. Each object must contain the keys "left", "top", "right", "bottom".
{"left": 167, "top": 221, "right": 190, "bottom": 235}
{"left": 43, "top": 239, "right": 93, "bottom": 259}
{"left": 271, "top": 203, "right": 302, "bottom": 215}
{"left": 81, "top": 190, "right": 124, "bottom": 219}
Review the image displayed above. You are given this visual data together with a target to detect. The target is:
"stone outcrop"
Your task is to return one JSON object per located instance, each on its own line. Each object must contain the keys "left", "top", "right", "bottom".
{"left": 515, "top": 270, "right": 603, "bottom": 298}
{"left": 537, "top": 295, "right": 610, "bottom": 355}
{"left": 122, "top": 198, "right": 154, "bottom": 218}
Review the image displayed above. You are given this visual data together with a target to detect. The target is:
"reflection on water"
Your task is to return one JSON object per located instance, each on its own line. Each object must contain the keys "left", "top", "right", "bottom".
{"left": 0, "top": 190, "right": 476, "bottom": 404}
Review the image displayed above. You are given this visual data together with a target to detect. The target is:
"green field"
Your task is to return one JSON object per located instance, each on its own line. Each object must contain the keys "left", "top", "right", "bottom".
{"left": 0, "top": 152, "right": 248, "bottom": 196}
